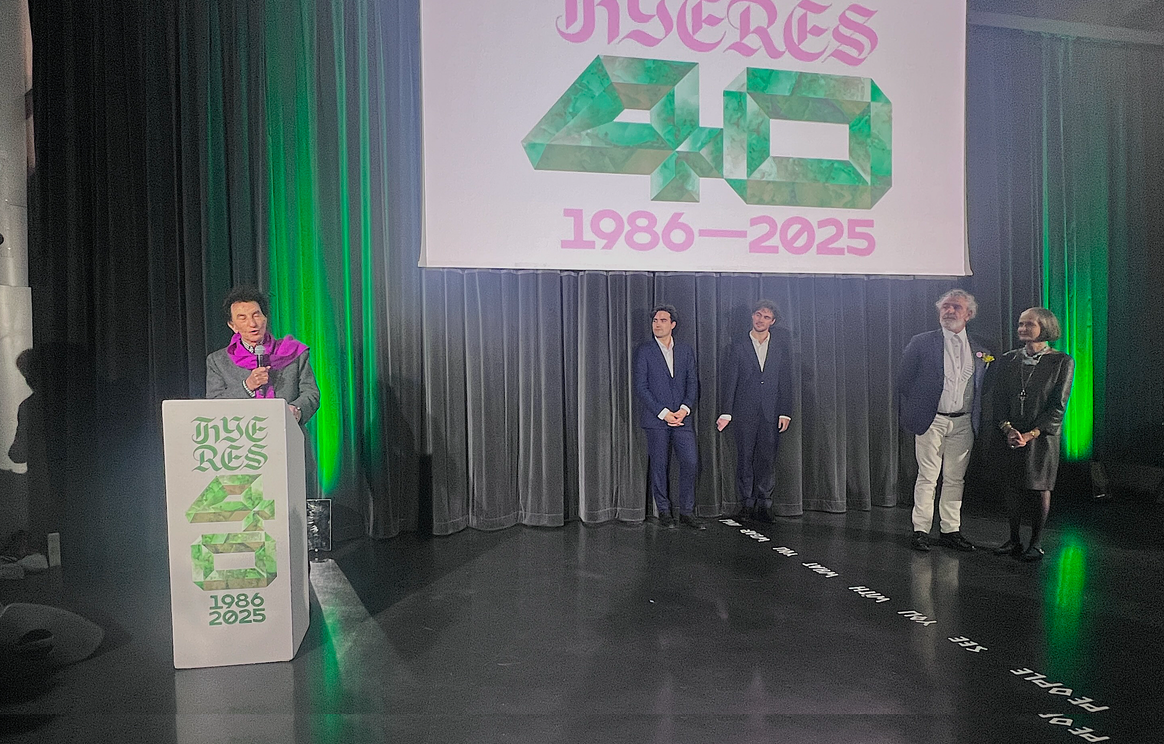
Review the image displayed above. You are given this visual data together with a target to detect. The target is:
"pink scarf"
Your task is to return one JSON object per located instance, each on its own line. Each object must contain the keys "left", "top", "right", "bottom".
{"left": 226, "top": 332, "right": 309, "bottom": 398}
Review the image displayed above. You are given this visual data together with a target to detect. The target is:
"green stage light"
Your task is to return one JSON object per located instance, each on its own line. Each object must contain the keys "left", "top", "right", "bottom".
{"left": 1041, "top": 124, "right": 1107, "bottom": 462}
{"left": 264, "top": 0, "right": 343, "bottom": 491}
{"left": 260, "top": 0, "right": 387, "bottom": 498}
{"left": 1044, "top": 534, "right": 1087, "bottom": 675}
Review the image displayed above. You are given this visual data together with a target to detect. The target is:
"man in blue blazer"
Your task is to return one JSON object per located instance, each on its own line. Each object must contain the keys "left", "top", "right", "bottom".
{"left": 634, "top": 304, "right": 704, "bottom": 529}
{"left": 717, "top": 300, "right": 793, "bottom": 523}
{"left": 896, "top": 289, "right": 992, "bottom": 552}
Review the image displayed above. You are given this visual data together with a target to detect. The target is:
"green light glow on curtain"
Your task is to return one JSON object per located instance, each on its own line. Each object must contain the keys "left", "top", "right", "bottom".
{"left": 1044, "top": 534, "right": 1087, "bottom": 673}
{"left": 1041, "top": 232, "right": 1103, "bottom": 462}
{"left": 264, "top": 0, "right": 342, "bottom": 489}
{"left": 1041, "top": 223, "right": 1105, "bottom": 462}
{"left": 327, "top": 0, "right": 360, "bottom": 486}
{"left": 259, "top": 0, "right": 386, "bottom": 496}
{"left": 357, "top": 0, "right": 384, "bottom": 464}
{"left": 1040, "top": 40, "right": 1108, "bottom": 462}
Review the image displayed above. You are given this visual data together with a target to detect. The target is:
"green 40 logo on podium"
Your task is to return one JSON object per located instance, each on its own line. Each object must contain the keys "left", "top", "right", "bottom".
{"left": 186, "top": 474, "right": 277, "bottom": 591}
{"left": 522, "top": 55, "right": 891, "bottom": 208}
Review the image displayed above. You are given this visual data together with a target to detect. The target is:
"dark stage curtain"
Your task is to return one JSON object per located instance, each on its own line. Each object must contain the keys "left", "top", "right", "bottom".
{"left": 26, "top": 0, "right": 200, "bottom": 569}
{"left": 25, "top": 3, "right": 1164, "bottom": 563}
{"left": 967, "top": 28, "right": 1164, "bottom": 465}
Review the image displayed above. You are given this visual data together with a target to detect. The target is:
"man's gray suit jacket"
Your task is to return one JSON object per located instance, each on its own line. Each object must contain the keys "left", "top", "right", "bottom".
{"left": 205, "top": 347, "right": 321, "bottom": 425}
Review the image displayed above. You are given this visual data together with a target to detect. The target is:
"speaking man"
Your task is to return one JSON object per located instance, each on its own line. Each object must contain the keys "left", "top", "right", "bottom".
{"left": 716, "top": 300, "right": 793, "bottom": 523}
{"left": 634, "top": 304, "right": 704, "bottom": 530}
{"left": 896, "top": 289, "right": 991, "bottom": 552}
{"left": 206, "top": 286, "right": 320, "bottom": 425}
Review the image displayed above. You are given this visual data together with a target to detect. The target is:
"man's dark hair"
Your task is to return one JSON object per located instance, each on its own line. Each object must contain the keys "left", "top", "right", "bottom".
{"left": 752, "top": 299, "right": 781, "bottom": 325}
{"left": 223, "top": 286, "right": 271, "bottom": 324}
{"left": 1025, "top": 306, "right": 1062, "bottom": 343}
{"left": 650, "top": 303, "right": 679, "bottom": 328}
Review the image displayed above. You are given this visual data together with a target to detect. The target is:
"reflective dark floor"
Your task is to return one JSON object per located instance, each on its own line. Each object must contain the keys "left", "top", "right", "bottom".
{"left": 2, "top": 496, "right": 1162, "bottom": 744}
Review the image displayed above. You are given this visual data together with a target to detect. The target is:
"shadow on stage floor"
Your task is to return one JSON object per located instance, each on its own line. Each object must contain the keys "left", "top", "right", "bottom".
{"left": 2, "top": 495, "right": 1162, "bottom": 744}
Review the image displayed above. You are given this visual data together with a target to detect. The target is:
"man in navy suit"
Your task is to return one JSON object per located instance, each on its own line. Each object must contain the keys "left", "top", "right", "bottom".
{"left": 634, "top": 304, "right": 704, "bottom": 530}
{"left": 896, "top": 289, "right": 992, "bottom": 552}
{"left": 716, "top": 300, "right": 793, "bottom": 523}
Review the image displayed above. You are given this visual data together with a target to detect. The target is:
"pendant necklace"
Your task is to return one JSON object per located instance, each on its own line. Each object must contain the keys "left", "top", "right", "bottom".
{"left": 1018, "top": 354, "right": 1042, "bottom": 417}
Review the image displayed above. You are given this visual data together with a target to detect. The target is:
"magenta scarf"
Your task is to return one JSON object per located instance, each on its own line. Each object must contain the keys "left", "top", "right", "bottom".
{"left": 226, "top": 332, "right": 309, "bottom": 398}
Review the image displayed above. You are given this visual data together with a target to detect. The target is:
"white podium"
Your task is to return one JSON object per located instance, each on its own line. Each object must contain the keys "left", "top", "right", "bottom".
{"left": 162, "top": 399, "right": 309, "bottom": 668}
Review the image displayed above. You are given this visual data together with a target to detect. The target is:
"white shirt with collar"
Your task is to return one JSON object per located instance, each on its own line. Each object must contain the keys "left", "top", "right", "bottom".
{"left": 938, "top": 327, "right": 973, "bottom": 413}
{"left": 655, "top": 336, "right": 676, "bottom": 377}
{"left": 751, "top": 331, "right": 769, "bottom": 371}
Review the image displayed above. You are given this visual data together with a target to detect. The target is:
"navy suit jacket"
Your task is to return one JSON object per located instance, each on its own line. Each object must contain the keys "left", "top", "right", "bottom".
{"left": 896, "top": 329, "right": 991, "bottom": 436}
{"left": 633, "top": 338, "right": 698, "bottom": 430}
{"left": 720, "top": 328, "right": 793, "bottom": 424}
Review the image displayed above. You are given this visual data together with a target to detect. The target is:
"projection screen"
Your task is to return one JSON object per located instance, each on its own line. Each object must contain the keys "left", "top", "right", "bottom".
{"left": 420, "top": 1, "right": 969, "bottom": 276}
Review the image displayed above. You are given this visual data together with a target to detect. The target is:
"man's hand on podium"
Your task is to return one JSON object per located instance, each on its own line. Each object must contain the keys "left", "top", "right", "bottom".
{"left": 289, "top": 404, "right": 301, "bottom": 422}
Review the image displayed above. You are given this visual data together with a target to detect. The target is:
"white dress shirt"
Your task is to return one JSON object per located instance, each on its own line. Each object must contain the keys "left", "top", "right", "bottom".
{"left": 655, "top": 337, "right": 675, "bottom": 377}
{"left": 751, "top": 332, "right": 769, "bottom": 372}
{"left": 938, "top": 327, "right": 974, "bottom": 413}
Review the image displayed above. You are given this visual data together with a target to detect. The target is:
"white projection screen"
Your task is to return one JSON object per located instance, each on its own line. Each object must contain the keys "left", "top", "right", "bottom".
{"left": 420, "top": 1, "right": 968, "bottom": 276}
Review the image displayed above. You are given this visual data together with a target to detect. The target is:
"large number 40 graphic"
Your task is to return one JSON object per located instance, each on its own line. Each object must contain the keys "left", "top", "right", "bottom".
{"left": 187, "top": 474, "right": 277, "bottom": 591}
{"left": 522, "top": 55, "right": 891, "bottom": 209}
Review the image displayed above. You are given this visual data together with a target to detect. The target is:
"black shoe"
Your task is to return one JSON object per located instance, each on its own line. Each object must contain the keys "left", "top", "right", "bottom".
{"left": 752, "top": 504, "right": 774, "bottom": 523}
{"left": 678, "top": 513, "right": 706, "bottom": 530}
{"left": 911, "top": 531, "right": 930, "bottom": 552}
{"left": 733, "top": 505, "right": 752, "bottom": 521}
{"left": 1019, "top": 545, "right": 1045, "bottom": 562}
{"left": 659, "top": 513, "right": 677, "bottom": 529}
{"left": 938, "top": 531, "right": 976, "bottom": 552}
{"left": 992, "top": 539, "right": 1023, "bottom": 557}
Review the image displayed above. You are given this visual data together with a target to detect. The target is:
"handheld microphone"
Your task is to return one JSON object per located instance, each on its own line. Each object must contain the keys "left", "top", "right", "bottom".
{"left": 254, "top": 344, "right": 269, "bottom": 396}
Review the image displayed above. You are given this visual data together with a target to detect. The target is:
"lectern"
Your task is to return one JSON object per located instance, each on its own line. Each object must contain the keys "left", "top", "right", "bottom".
{"left": 162, "top": 398, "right": 309, "bottom": 668}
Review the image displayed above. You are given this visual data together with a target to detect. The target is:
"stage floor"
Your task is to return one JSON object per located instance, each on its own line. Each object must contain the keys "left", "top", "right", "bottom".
{"left": 2, "top": 498, "right": 1162, "bottom": 744}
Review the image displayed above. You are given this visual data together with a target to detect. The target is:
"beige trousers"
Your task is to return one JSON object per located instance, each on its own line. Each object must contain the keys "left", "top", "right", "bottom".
{"left": 912, "top": 414, "right": 974, "bottom": 534}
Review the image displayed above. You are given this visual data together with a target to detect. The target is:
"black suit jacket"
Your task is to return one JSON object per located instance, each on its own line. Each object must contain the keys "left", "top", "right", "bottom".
{"left": 633, "top": 338, "right": 698, "bottom": 430}
{"left": 720, "top": 329, "right": 793, "bottom": 423}
{"left": 895, "top": 328, "right": 991, "bottom": 436}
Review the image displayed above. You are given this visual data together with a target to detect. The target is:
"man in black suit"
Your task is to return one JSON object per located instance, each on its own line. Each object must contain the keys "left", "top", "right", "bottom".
{"left": 717, "top": 300, "right": 793, "bottom": 523}
{"left": 896, "top": 289, "right": 991, "bottom": 552}
{"left": 633, "top": 304, "right": 704, "bottom": 530}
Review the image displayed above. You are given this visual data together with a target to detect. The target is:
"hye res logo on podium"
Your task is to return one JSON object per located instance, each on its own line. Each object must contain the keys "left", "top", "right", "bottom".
{"left": 162, "top": 399, "right": 309, "bottom": 668}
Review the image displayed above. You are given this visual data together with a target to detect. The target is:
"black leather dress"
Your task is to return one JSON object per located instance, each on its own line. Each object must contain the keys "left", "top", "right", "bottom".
{"left": 986, "top": 348, "right": 1075, "bottom": 490}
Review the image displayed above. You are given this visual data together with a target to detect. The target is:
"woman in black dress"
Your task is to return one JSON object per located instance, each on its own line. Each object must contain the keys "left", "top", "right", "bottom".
{"left": 987, "top": 307, "right": 1075, "bottom": 562}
